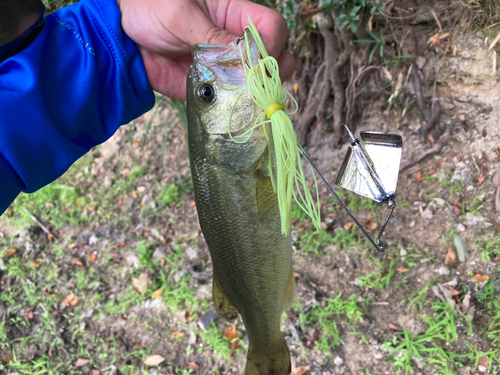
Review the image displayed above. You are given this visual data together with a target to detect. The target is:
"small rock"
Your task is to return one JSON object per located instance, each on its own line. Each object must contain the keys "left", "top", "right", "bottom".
{"left": 372, "top": 348, "right": 384, "bottom": 360}
{"left": 400, "top": 249, "right": 407, "bottom": 257}
{"left": 438, "top": 266, "right": 450, "bottom": 276}
{"left": 198, "top": 309, "right": 219, "bottom": 330}
{"left": 152, "top": 248, "right": 167, "bottom": 260}
{"left": 88, "top": 234, "right": 99, "bottom": 246}
{"left": 478, "top": 365, "right": 487, "bottom": 373}
{"left": 456, "top": 223, "right": 466, "bottom": 232}
{"left": 132, "top": 273, "right": 149, "bottom": 295}
{"left": 492, "top": 170, "right": 500, "bottom": 186}
{"left": 125, "top": 254, "right": 140, "bottom": 269}
{"left": 188, "top": 331, "right": 197, "bottom": 345}
{"left": 452, "top": 163, "right": 473, "bottom": 185}
{"left": 0, "top": 258, "right": 4, "bottom": 271}
{"left": 334, "top": 356, "right": 344, "bottom": 366}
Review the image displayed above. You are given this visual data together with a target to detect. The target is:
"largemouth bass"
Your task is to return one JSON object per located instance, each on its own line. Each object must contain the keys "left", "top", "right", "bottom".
{"left": 187, "top": 35, "right": 294, "bottom": 375}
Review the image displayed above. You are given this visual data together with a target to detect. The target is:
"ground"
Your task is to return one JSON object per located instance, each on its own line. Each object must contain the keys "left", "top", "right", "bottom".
{"left": 1, "top": 1, "right": 500, "bottom": 375}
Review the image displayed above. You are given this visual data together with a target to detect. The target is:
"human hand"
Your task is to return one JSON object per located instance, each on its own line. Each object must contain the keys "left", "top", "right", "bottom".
{"left": 116, "top": 0, "right": 296, "bottom": 100}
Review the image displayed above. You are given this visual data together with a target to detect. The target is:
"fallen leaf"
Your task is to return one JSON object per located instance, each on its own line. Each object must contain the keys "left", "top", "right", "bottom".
{"left": 363, "top": 216, "right": 378, "bottom": 232}
{"left": 72, "top": 259, "right": 85, "bottom": 268}
{"left": 87, "top": 253, "right": 96, "bottom": 262}
{"left": 430, "top": 160, "right": 440, "bottom": 174}
{"left": 291, "top": 365, "right": 311, "bottom": 375}
{"left": 444, "top": 284, "right": 461, "bottom": 296}
{"left": 293, "top": 83, "right": 299, "bottom": 94}
{"left": 133, "top": 140, "right": 143, "bottom": 146}
{"left": 452, "top": 44, "right": 458, "bottom": 56}
{"left": 74, "top": 358, "right": 89, "bottom": 367}
{"left": 444, "top": 151, "right": 458, "bottom": 158}
{"left": 120, "top": 168, "right": 130, "bottom": 175}
{"left": 230, "top": 340, "right": 239, "bottom": 357}
{"left": 47, "top": 233, "right": 54, "bottom": 242}
{"left": 92, "top": 370, "right": 100, "bottom": 375}
{"left": 430, "top": 33, "right": 441, "bottom": 47}
{"left": 306, "top": 330, "right": 320, "bottom": 348}
{"left": 396, "top": 267, "right": 410, "bottom": 273}
{"left": 344, "top": 222, "right": 354, "bottom": 230}
{"left": 132, "top": 191, "right": 138, "bottom": 199}
{"left": 428, "top": 134, "right": 435, "bottom": 143}
{"left": 4, "top": 248, "right": 16, "bottom": 257}
{"left": 173, "top": 331, "right": 186, "bottom": 338}
{"left": 477, "top": 176, "right": 485, "bottom": 185}
{"left": 388, "top": 323, "right": 403, "bottom": 331}
{"left": 4, "top": 355, "right": 11, "bottom": 364}
{"left": 185, "top": 310, "right": 190, "bottom": 322}
{"left": 187, "top": 361, "right": 200, "bottom": 370}
{"left": 61, "top": 293, "right": 79, "bottom": 308}
{"left": 224, "top": 326, "right": 238, "bottom": 340}
{"left": 415, "top": 170, "right": 424, "bottom": 182}
{"left": 25, "top": 308, "right": 34, "bottom": 320}
{"left": 473, "top": 274, "right": 489, "bottom": 282}
{"left": 32, "top": 258, "right": 43, "bottom": 268}
{"left": 132, "top": 273, "right": 149, "bottom": 295}
{"left": 478, "top": 355, "right": 489, "bottom": 369}
{"left": 152, "top": 288, "right": 164, "bottom": 299}
{"left": 68, "top": 243, "right": 77, "bottom": 249}
{"left": 444, "top": 247, "right": 458, "bottom": 266}
{"left": 144, "top": 355, "right": 166, "bottom": 366}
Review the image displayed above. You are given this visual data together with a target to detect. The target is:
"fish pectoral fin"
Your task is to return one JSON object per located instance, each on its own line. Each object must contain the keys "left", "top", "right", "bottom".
{"left": 282, "top": 264, "right": 296, "bottom": 312}
{"left": 245, "top": 337, "right": 291, "bottom": 375}
{"left": 213, "top": 272, "right": 239, "bottom": 321}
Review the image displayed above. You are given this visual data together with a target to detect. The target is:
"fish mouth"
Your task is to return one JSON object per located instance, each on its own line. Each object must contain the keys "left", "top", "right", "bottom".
{"left": 191, "top": 33, "right": 259, "bottom": 86}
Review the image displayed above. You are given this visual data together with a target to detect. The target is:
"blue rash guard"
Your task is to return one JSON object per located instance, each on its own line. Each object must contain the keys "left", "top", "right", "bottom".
{"left": 0, "top": 0, "right": 156, "bottom": 215}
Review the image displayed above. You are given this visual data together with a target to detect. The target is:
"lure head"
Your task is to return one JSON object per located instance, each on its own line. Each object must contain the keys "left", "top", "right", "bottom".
{"left": 187, "top": 34, "right": 261, "bottom": 137}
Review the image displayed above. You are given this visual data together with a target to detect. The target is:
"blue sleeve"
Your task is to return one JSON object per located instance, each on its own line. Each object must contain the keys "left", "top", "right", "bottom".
{"left": 0, "top": 0, "right": 156, "bottom": 215}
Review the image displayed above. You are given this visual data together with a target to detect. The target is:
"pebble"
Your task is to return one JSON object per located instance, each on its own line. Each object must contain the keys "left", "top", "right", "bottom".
{"left": 88, "top": 234, "right": 99, "bottom": 246}
{"left": 0, "top": 258, "right": 4, "bottom": 271}
{"left": 372, "top": 348, "right": 384, "bottom": 360}
{"left": 478, "top": 365, "right": 487, "bottom": 373}
{"left": 334, "top": 356, "right": 344, "bottom": 366}
{"left": 456, "top": 223, "right": 466, "bottom": 232}
{"left": 438, "top": 266, "right": 450, "bottom": 276}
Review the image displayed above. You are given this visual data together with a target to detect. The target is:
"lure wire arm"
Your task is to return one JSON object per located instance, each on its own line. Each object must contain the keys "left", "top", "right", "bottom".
{"left": 298, "top": 146, "right": 390, "bottom": 253}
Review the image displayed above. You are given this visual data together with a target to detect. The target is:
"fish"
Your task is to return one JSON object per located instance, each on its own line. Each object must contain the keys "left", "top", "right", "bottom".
{"left": 186, "top": 34, "right": 294, "bottom": 375}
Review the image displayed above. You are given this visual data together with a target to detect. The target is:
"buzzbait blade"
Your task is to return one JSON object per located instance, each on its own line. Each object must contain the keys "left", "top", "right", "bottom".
{"left": 300, "top": 125, "right": 403, "bottom": 253}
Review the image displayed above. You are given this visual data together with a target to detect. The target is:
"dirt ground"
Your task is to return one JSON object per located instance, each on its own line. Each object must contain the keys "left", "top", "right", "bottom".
{"left": 1, "top": 2, "right": 500, "bottom": 375}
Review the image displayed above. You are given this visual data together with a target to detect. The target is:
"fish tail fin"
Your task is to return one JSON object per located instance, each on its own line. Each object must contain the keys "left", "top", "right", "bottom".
{"left": 245, "top": 337, "right": 291, "bottom": 375}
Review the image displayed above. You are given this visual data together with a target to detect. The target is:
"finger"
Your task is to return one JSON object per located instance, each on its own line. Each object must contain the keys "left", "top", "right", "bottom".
{"left": 277, "top": 49, "right": 296, "bottom": 82}
{"left": 169, "top": 0, "right": 239, "bottom": 47}
{"left": 141, "top": 49, "right": 191, "bottom": 100}
{"left": 207, "top": 0, "right": 289, "bottom": 60}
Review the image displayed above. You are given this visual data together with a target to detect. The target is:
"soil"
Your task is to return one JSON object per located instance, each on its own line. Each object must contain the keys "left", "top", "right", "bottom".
{"left": 1, "top": 2, "right": 500, "bottom": 375}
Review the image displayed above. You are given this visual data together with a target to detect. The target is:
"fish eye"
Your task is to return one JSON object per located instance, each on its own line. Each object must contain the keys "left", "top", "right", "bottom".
{"left": 197, "top": 83, "right": 216, "bottom": 103}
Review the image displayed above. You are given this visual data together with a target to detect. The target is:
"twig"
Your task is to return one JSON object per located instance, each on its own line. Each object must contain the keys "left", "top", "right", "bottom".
{"left": 431, "top": 9, "right": 443, "bottom": 33}
{"left": 400, "top": 126, "right": 453, "bottom": 172}
{"left": 370, "top": 302, "right": 390, "bottom": 305}
{"left": 21, "top": 207, "right": 56, "bottom": 240}
{"left": 422, "top": 97, "right": 442, "bottom": 134}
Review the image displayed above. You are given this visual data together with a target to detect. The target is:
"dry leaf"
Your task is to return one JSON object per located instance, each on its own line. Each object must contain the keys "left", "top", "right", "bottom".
{"left": 230, "top": 340, "right": 239, "bottom": 357}
{"left": 4, "top": 248, "right": 16, "bottom": 257}
{"left": 293, "top": 83, "right": 299, "bottom": 94}
{"left": 473, "top": 274, "right": 489, "bottom": 282}
{"left": 444, "top": 284, "right": 461, "bottom": 296}
{"left": 430, "top": 33, "right": 441, "bottom": 47}
{"left": 25, "top": 308, "right": 33, "bottom": 320}
{"left": 388, "top": 323, "right": 403, "bottom": 331}
{"left": 224, "top": 326, "right": 238, "bottom": 340}
{"left": 92, "top": 370, "right": 100, "bottom": 375}
{"left": 428, "top": 134, "right": 435, "bottom": 143}
{"left": 74, "top": 358, "right": 89, "bottom": 367}
{"left": 152, "top": 288, "right": 164, "bottom": 299}
{"left": 478, "top": 355, "right": 489, "bottom": 369}
{"left": 187, "top": 361, "right": 200, "bottom": 370}
{"left": 61, "top": 293, "right": 79, "bottom": 308}
{"left": 344, "top": 222, "right": 354, "bottom": 230}
{"left": 173, "top": 331, "right": 186, "bottom": 338}
{"left": 72, "top": 259, "right": 85, "bottom": 268}
{"left": 444, "top": 151, "right": 458, "bottom": 158}
{"left": 120, "top": 168, "right": 130, "bottom": 175}
{"left": 144, "top": 355, "right": 166, "bottom": 366}
{"left": 430, "top": 161, "right": 440, "bottom": 175}
{"left": 133, "top": 140, "right": 143, "bottom": 146}
{"left": 3, "top": 355, "right": 11, "bottom": 364}
{"left": 68, "top": 243, "right": 77, "bottom": 249}
{"left": 132, "top": 191, "right": 138, "bottom": 198}
{"left": 47, "top": 233, "right": 54, "bottom": 242}
{"left": 477, "top": 176, "right": 485, "bottom": 185}
{"left": 87, "top": 253, "right": 96, "bottom": 262}
{"left": 415, "top": 170, "right": 424, "bottom": 182}
{"left": 452, "top": 45, "right": 458, "bottom": 56}
{"left": 291, "top": 365, "right": 311, "bottom": 375}
{"left": 132, "top": 273, "right": 149, "bottom": 295}
{"left": 396, "top": 267, "right": 410, "bottom": 273}
{"left": 363, "top": 216, "right": 378, "bottom": 232}
{"left": 444, "top": 246, "right": 458, "bottom": 267}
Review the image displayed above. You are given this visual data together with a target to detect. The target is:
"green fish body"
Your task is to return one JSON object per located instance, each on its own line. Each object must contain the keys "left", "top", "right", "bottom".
{"left": 187, "top": 37, "right": 294, "bottom": 375}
